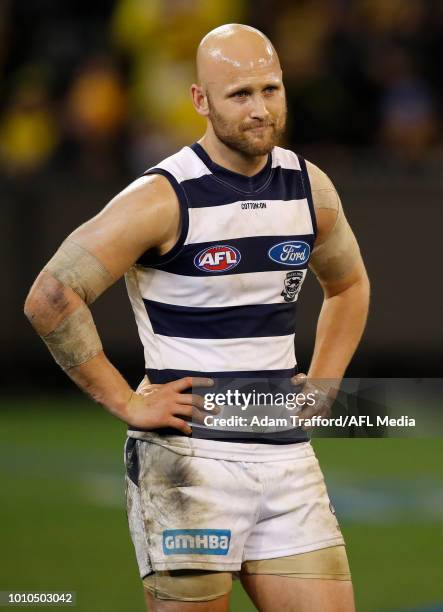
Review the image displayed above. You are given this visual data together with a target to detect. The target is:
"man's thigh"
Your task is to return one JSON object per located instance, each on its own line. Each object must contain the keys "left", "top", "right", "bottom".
{"left": 239, "top": 545, "right": 355, "bottom": 612}
{"left": 142, "top": 570, "right": 231, "bottom": 612}
{"left": 239, "top": 575, "right": 355, "bottom": 612}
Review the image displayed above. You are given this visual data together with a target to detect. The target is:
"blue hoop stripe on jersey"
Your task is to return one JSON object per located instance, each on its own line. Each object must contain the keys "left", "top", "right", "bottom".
{"left": 142, "top": 235, "right": 313, "bottom": 274}
{"left": 180, "top": 168, "right": 307, "bottom": 207}
{"left": 145, "top": 367, "right": 298, "bottom": 384}
{"left": 192, "top": 427, "right": 309, "bottom": 443}
{"left": 143, "top": 299, "right": 298, "bottom": 339}
{"left": 131, "top": 427, "right": 308, "bottom": 443}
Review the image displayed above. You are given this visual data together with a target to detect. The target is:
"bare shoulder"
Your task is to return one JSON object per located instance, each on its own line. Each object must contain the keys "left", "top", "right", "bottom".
{"left": 66, "top": 173, "right": 180, "bottom": 278}
{"left": 113, "top": 172, "right": 177, "bottom": 203}
{"left": 305, "top": 159, "right": 339, "bottom": 211}
{"left": 105, "top": 173, "right": 179, "bottom": 225}
{"left": 305, "top": 159, "right": 341, "bottom": 245}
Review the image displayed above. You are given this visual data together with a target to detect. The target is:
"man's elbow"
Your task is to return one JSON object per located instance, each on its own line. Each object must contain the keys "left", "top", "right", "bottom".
{"left": 24, "top": 271, "right": 80, "bottom": 335}
{"left": 322, "top": 260, "right": 370, "bottom": 300}
{"left": 24, "top": 273, "right": 47, "bottom": 329}
{"left": 356, "top": 265, "right": 370, "bottom": 296}
{"left": 344, "top": 266, "right": 370, "bottom": 311}
{"left": 24, "top": 291, "right": 37, "bottom": 327}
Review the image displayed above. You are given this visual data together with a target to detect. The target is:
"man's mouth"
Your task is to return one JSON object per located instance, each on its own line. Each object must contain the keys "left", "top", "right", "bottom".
{"left": 245, "top": 123, "right": 273, "bottom": 132}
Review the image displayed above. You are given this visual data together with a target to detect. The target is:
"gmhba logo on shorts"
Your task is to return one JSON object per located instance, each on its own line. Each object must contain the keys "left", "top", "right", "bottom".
{"left": 163, "top": 529, "right": 231, "bottom": 555}
{"left": 268, "top": 240, "right": 310, "bottom": 266}
{"left": 194, "top": 245, "right": 241, "bottom": 273}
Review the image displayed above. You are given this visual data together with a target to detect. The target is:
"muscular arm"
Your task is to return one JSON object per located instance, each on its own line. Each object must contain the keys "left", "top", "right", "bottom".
{"left": 305, "top": 161, "right": 370, "bottom": 379}
{"left": 24, "top": 175, "right": 202, "bottom": 432}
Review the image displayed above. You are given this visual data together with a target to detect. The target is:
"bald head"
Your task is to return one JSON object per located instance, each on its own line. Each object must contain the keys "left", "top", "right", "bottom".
{"left": 197, "top": 24, "right": 280, "bottom": 88}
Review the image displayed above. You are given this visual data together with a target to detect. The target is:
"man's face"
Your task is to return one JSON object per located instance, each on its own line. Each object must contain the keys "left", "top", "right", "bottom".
{"left": 206, "top": 69, "right": 287, "bottom": 156}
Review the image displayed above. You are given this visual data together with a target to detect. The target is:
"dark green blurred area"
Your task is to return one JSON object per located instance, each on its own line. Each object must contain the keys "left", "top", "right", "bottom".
{"left": 1, "top": 397, "right": 442, "bottom": 612}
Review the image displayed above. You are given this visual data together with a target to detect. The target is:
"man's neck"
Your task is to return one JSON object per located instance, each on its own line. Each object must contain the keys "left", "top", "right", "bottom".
{"left": 198, "top": 132, "right": 269, "bottom": 177}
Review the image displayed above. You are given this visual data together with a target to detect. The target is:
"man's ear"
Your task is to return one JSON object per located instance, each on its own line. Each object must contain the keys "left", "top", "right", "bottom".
{"left": 190, "top": 84, "right": 209, "bottom": 116}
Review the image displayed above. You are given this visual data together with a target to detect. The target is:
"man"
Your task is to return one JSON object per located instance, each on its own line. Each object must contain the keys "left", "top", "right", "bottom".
{"left": 25, "top": 24, "right": 369, "bottom": 612}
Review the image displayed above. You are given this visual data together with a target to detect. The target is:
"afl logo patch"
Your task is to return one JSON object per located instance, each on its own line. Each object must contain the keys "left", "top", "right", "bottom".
{"left": 268, "top": 240, "right": 310, "bottom": 266}
{"left": 194, "top": 245, "right": 241, "bottom": 273}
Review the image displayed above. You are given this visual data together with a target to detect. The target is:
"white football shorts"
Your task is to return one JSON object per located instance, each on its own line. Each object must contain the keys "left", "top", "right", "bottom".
{"left": 124, "top": 435, "right": 344, "bottom": 575}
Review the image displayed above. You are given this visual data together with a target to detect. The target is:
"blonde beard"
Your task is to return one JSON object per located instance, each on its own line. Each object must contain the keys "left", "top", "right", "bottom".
{"left": 207, "top": 99, "right": 286, "bottom": 157}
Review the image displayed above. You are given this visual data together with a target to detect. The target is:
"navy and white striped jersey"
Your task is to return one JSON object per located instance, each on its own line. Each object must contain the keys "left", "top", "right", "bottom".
{"left": 125, "top": 142, "right": 316, "bottom": 443}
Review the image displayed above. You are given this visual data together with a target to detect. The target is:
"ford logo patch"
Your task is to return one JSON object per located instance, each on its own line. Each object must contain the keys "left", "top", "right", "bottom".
{"left": 268, "top": 240, "right": 310, "bottom": 266}
{"left": 194, "top": 245, "right": 241, "bottom": 272}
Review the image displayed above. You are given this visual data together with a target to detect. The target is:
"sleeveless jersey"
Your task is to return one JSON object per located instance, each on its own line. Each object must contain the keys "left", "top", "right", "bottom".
{"left": 125, "top": 142, "right": 316, "bottom": 444}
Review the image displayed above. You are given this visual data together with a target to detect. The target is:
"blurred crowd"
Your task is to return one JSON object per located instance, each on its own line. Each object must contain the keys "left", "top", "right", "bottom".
{"left": 1, "top": 0, "right": 442, "bottom": 180}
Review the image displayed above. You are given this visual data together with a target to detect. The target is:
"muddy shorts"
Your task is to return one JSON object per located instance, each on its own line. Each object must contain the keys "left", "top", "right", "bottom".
{"left": 124, "top": 436, "right": 344, "bottom": 575}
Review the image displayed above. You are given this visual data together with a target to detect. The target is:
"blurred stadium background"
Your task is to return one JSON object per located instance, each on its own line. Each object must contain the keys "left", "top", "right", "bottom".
{"left": 1, "top": 1, "right": 442, "bottom": 610}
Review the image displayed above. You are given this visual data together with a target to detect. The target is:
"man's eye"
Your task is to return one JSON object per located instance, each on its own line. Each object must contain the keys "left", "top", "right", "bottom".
{"left": 264, "top": 86, "right": 277, "bottom": 94}
{"left": 233, "top": 91, "right": 249, "bottom": 98}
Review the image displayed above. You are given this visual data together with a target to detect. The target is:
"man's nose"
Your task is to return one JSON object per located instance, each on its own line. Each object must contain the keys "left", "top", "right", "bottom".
{"left": 250, "top": 94, "right": 270, "bottom": 120}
